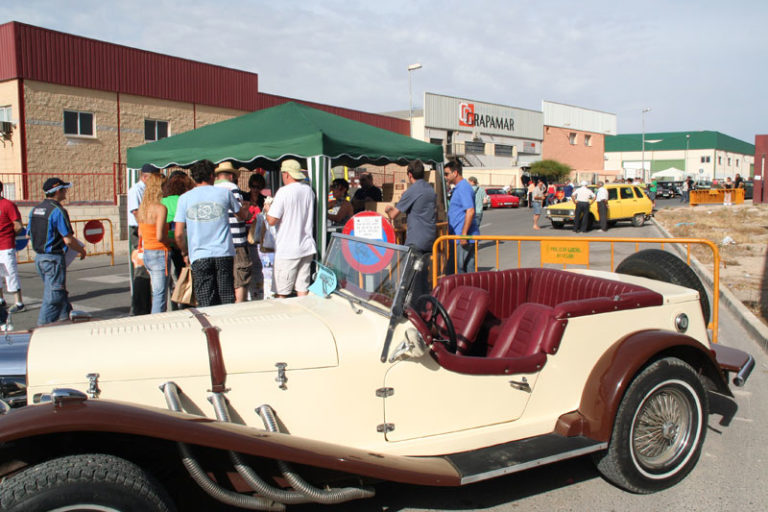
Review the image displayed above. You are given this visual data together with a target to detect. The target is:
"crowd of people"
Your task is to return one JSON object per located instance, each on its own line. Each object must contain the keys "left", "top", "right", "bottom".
{"left": 128, "top": 158, "right": 317, "bottom": 314}
{"left": 0, "top": 163, "right": 751, "bottom": 324}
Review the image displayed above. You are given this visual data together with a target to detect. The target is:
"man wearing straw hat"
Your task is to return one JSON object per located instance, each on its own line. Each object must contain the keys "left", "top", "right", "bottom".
{"left": 265, "top": 159, "right": 316, "bottom": 298}
{"left": 215, "top": 162, "right": 252, "bottom": 303}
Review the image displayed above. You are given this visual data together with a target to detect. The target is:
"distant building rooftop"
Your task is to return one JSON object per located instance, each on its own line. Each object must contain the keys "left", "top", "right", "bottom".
{"left": 606, "top": 131, "right": 754, "bottom": 154}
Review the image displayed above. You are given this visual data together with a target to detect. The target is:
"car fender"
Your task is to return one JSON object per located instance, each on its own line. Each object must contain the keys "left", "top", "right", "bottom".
{"left": 556, "top": 329, "right": 728, "bottom": 442}
{"left": 0, "top": 398, "right": 461, "bottom": 486}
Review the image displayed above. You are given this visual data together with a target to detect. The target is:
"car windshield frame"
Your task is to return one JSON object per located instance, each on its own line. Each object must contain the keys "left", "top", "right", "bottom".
{"left": 323, "top": 233, "right": 416, "bottom": 318}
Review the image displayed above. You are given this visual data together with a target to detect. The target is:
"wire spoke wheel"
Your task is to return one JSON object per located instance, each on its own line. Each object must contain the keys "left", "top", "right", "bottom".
{"left": 632, "top": 386, "right": 694, "bottom": 471}
{"left": 594, "top": 358, "right": 708, "bottom": 493}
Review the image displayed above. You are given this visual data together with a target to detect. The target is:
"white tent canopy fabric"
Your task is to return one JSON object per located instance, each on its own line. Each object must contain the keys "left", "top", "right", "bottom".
{"left": 652, "top": 167, "right": 686, "bottom": 180}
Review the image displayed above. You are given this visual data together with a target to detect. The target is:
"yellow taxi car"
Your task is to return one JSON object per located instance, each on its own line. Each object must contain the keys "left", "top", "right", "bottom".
{"left": 546, "top": 183, "right": 653, "bottom": 230}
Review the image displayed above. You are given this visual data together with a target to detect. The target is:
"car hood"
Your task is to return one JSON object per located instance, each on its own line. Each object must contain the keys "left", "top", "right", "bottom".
{"left": 27, "top": 299, "right": 339, "bottom": 389}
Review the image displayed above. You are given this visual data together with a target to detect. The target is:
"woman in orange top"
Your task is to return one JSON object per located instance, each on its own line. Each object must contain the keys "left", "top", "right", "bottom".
{"left": 137, "top": 173, "right": 172, "bottom": 313}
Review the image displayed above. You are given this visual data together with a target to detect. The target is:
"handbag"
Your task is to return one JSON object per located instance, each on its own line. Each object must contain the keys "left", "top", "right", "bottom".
{"left": 171, "top": 266, "right": 197, "bottom": 306}
{"left": 250, "top": 213, "right": 275, "bottom": 253}
{"left": 131, "top": 237, "right": 144, "bottom": 267}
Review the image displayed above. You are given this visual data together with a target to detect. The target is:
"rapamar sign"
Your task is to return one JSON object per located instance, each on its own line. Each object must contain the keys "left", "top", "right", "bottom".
{"left": 458, "top": 102, "right": 515, "bottom": 132}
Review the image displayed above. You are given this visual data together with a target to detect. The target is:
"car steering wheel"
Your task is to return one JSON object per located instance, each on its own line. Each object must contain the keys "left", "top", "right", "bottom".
{"left": 414, "top": 294, "right": 458, "bottom": 353}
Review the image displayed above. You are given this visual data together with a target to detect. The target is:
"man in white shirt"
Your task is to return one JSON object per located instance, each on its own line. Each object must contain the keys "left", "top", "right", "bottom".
{"left": 595, "top": 181, "right": 609, "bottom": 232}
{"left": 571, "top": 181, "right": 595, "bottom": 233}
{"left": 266, "top": 159, "right": 317, "bottom": 298}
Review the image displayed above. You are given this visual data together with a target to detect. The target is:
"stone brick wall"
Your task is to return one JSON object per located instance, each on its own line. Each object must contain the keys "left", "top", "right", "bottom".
{"left": 542, "top": 125, "right": 605, "bottom": 171}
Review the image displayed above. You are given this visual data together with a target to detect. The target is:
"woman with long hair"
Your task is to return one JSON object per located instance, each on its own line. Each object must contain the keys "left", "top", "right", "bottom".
{"left": 162, "top": 171, "right": 195, "bottom": 308}
{"left": 137, "top": 173, "right": 172, "bottom": 313}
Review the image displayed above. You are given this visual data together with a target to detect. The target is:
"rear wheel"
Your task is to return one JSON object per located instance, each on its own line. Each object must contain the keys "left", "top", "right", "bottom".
{"left": 0, "top": 453, "right": 174, "bottom": 512}
{"left": 594, "top": 357, "right": 708, "bottom": 493}
{"left": 632, "top": 213, "right": 645, "bottom": 227}
{"left": 615, "top": 249, "right": 710, "bottom": 325}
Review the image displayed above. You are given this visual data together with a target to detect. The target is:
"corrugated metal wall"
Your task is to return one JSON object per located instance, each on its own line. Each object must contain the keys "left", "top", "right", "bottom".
{"left": 0, "top": 23, "right": 19, "bottom": 80}
{"left": 258, "top": 93, "right": 409, "bottom": 135}
{"left": 424, "top": 92, "right": 543, "bottom": 141}
{"left": 542, "top": 101, "right": 617, "bottom": 136}
{"left": 0, "top": 21, "right": 406, "bottom": 134}
{"left": 7, "top": 22, "right": 260, "bottom": 112}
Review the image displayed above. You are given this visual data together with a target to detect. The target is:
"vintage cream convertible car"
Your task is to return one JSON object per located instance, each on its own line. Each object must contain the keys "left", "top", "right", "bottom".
{"left": 0, "top": 234, "right": 754, "bottom": 511}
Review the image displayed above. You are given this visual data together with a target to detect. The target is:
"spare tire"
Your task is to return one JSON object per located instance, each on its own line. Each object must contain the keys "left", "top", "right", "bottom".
{"left": 615, "top": 249, "right": 710, "bottom": 325}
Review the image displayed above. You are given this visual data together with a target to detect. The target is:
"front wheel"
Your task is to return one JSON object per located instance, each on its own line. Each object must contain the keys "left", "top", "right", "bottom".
{"left": 551, "top": 220, "right": 565, "bottom": 229}
{"left": 0, "top": 453, "right": 175, "bottom": 512}
{"left": 594, "top": 357, "right": 708, "bottom": 494}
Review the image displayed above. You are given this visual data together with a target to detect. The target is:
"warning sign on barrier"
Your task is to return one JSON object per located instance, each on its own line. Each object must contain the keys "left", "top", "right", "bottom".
{"left": 541, "top": 240, "right": 589, "bottom": 266}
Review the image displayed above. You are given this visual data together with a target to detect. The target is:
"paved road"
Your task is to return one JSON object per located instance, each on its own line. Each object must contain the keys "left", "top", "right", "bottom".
{"left": 8, "top": 202, "right": 767, "bottom": 511}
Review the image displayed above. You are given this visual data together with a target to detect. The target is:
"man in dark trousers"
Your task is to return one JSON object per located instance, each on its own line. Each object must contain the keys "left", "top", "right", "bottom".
{"left": 28, "top": 178, "right": 86, "bottom": 325}
{"left": 385, "top": 160, "right": 437, "bottom": 299}
{"left": 571, "top": 181, "right": 595, "bottom": 233}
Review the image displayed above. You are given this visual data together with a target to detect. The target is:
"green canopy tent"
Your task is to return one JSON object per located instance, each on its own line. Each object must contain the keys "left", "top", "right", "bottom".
{"left": 127, "top": 101, "right": 444, "bottom": 257}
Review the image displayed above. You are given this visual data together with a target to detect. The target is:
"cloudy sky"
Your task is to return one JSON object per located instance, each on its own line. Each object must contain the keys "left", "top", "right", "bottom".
{"left": 5, "top": 0, "right": 766, "bottom": 142}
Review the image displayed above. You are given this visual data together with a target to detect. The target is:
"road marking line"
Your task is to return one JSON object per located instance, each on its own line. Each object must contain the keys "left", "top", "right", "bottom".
{"left": 79, "top": 275, "right": 130, "bottom": 284}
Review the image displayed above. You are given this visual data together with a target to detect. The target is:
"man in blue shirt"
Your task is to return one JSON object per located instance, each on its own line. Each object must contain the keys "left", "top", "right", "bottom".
{"left": 28, "top": 178, "right": 87, "bottom": 325}
{"left": 444, "top": 160, "right": 479, "bottom": 274}
{"left": 174, "top": 160, "right": 243, "bottom": 307}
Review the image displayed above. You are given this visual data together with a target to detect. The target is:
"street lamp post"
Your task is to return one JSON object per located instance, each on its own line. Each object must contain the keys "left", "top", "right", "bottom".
{"left": 408, "top": 63, "right": 422, "bottom": 137}
{"left": 685, "top": 134, "right": 690, "bottom": 176}
{"left": 641, "top": 107, "right": 651, "bottom": 182}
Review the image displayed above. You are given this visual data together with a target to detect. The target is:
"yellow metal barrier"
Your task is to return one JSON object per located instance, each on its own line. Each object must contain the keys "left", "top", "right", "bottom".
{"left": 17, "top": 218, "right": 115, "bottom": 266}
{"left": 690, "top": 188, "right": 744, "bottom": 206}
{"left": 432, "top": 235, "right": 721, "bottom": 343}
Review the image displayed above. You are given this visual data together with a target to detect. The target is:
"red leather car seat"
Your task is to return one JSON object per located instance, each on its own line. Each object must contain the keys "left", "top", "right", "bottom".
{"left": 489, "top": 303, "right": 567, "bottom": 359}
{"left": 440, "top": 286, "right": 490, "bottom": 354}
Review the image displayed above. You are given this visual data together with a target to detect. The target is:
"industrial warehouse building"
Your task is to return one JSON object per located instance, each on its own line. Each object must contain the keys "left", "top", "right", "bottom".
{"left": 408, "top": 94, "right": 616, "bottom": 186}
{"left": 605, "top": 131, "right": 755, "bottom": 183}
{"left": 0, "top": 21, "right": 407, "bottom": 207}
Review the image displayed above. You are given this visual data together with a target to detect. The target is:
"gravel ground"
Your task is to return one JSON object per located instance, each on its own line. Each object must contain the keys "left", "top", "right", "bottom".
{"left": 654, "top": 202, "right": 768, "bottom": 326}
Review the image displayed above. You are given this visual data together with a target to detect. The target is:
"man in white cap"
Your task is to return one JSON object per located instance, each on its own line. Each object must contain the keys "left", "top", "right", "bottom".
{"left": 265, "top": 159, "right": 316, "bottom": 298}
{"left": 28, "top": 177, "right": 86, "bottom": 325}
{"left": 571, "top": 181, "right": 595, "bottom": 233}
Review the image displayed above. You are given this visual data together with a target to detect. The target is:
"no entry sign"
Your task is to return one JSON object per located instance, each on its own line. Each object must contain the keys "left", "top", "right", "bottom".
{"left": 341, "top": 212, "right": 396, "bottom": 273}
{"left": 83, "top": 220, "right": 105, "bottom": 244}
{"left": 15, "top": 227, "right": 28, "bottom": 251}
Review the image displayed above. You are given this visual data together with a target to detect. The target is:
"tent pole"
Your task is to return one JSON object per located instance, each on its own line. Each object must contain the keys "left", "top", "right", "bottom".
{"left": 308, "top": 156, "right": 331, "bottom": 260}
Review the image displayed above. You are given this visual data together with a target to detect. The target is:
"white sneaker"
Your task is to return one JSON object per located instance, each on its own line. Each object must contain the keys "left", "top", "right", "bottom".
{"left": 0, "top": 323, "right": 14, "bottom": 332}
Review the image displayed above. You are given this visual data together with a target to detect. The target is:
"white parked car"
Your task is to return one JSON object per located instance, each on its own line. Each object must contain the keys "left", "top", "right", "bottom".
{"left": 0, "top": 234, "right": 753, "bottom": 511}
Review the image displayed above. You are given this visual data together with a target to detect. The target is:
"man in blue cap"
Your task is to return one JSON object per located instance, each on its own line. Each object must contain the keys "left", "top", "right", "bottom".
{"left": 28, "top": 177, "right": 86, "bottom": 325}
{"left": 128, "top": 164, "right": 159, "bottom": 315}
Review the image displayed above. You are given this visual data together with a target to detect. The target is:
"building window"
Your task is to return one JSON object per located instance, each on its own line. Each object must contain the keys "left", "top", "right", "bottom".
{"left": 495, "top": 144, "right": 514, "bottom": 157}
{"left": 145, "top": 120, "right": 169, "bottom": 141}
{"left": 584, "top": 134, "right": 592, "bottom": 147}
{"left": 728, "top": 157, "right": 731, "bottom": 165}
{"left": 718, "top": 156, "right": 722, "bottom": 165}
{"left": 63, "top": 110, "right": 94, "bottom": 136}
{"left": 465, "top": 140, "right": 485, "bottom": 154}
{"left": 569, "top": 132, "right": 577, "bottom": 145}
{"left": 700, "top": 156, "right": 711, "bottom": 163}
{"left": 736, "top": 159, "right": 740, "bottom": 167}
{"left": 0, "top": 106, "right": 11, "bottom": 122}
